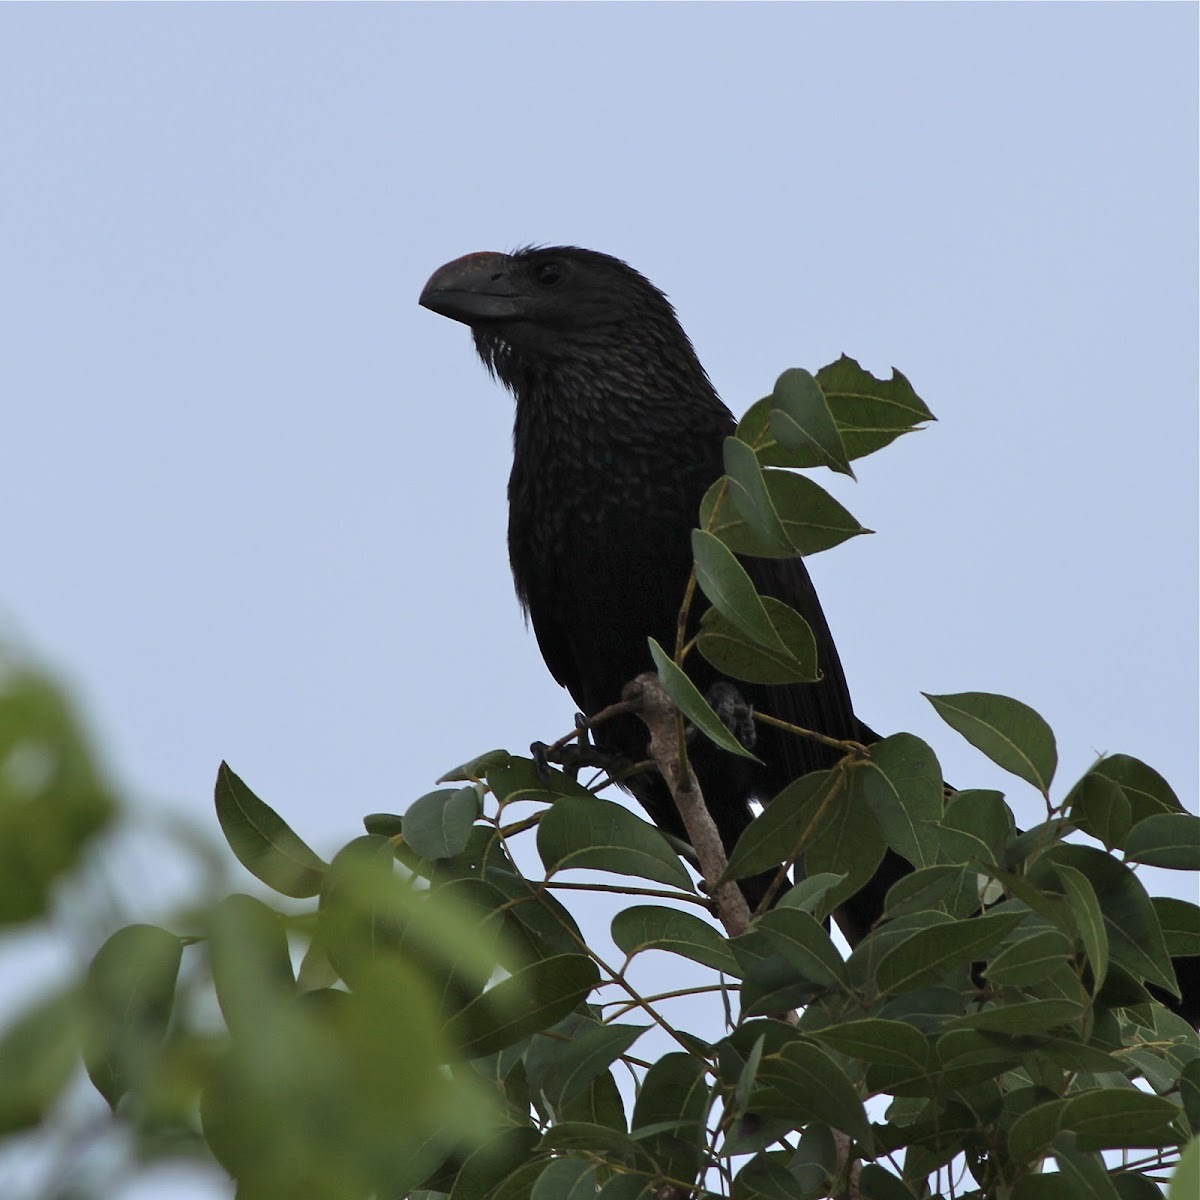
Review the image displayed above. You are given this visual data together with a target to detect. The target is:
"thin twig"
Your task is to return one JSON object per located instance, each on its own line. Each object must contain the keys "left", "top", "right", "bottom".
{"left": 754, "top": 709, "right": 871, "bottom": 757}
{"left": 539, "top": 698, "right": 638, "bottom": 759}
{"left": 541, "top": 880, "right": 710, "bottom": 906}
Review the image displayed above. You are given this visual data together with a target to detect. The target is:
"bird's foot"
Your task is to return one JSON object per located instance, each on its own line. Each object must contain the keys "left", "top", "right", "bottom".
{"left": 686, "top": 680, "right": 757, "bottom": 750}
{"left": 531, "top": 715, "right": 630, "bottom": 783}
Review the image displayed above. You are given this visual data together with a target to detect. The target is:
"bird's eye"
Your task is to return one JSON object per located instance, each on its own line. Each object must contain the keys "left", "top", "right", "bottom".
{"left": 534, "top": 261, "right": 564, "bottom": 287}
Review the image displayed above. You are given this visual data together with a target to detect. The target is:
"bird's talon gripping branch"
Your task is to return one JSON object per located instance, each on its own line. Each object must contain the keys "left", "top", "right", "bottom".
{"left": 529, "top": 740, "right": 554, "bottom": 784}
{"left": 705, "top": 680, "right": 757, "bottom": 749}
{"left": 532, "top": 738, "right": 631, "bottom": 783}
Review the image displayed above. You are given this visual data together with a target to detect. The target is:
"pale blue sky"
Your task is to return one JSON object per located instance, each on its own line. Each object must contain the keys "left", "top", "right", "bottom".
{"left": 1, "top": 5, "right": 1196, "bottom": 1197}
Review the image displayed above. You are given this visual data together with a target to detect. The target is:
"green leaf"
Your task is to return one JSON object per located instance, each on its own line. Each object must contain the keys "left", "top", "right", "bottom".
{"left": 214, "top": 761, "right": 326, "bottom": 898}
{"left": 295, "top": 934, "right": 338, "bottom": 993}
{"left": 208, "top": 893, "right": 296, "bottom": 1039}
{"left": 939, "top": 789, "right": 1015, "bottom": 864}
{"left": 955, "top": 999, "right": 1083, "bottom": 1034}
{"left": 744, "top": 908, "right": 848, "bottom": 986}
{"left": 722, "top": 772, "right": 833, "bottom": 885}
{"left": 537, "top": 795, "right": 694, "bottom": 889}
{"left": 562, "top": 1067, "right": 627, "bottom": 1132}
{"left": 531, "top": 1158, "right": 598, "bottom": 1200}
{"left": 1055, "top": 862, "right": 1109, "bottom": 994}
{"left": 630, "top": 1053, "right": 710, "bottom": 1184}
{"left": 363, "top": 811, "right": 405, "bottom": 837}
{"left": 854, "top": 734, "right": 943, "bottom": 868}
{"left": 1154, "top": 897, "right": 1200, "bottom": 957}
{"left": 722, "top": 436, "right": 794, "bottom": 555}
{"left": 1050, "top": 1144, "right": 1124, "bottom": 1200}
{"left": 734, "top": 910, "right": 849, "bottom": 1013}
{"left": 803, "top": 775, "right": 888, "bottom": 923}
{"left": 876, "top": 911, "right": 1025, "bottom": 995}
{"left": 318, "top": 838, "right": 499, "bottom": 1005}
{"left": 484, "top": 865, "right": 585, "bottom": 958}
{"left": 858, "top": 1164, "right": 920, "bottom": 1200}
{"left": 0, "top": 652, "right": 115, "bottom": 927}
{"left": 884, "top": 865, "right": 977, "bottom": 919}
{"left": 1012, "top": 1176, "right": 1081, "bottom": 1200}
{"left": 446, "top": 954, "right": 600, "bottom": 1059}
{"left": 691, "top": 532, "right": 811, "bottom": 676}
{"left": 698, "top": 597, "right": 818, "bottom": 686}
{"left": 1170, "top": 1138, "right": 1200, "bottom": 1200}
{"left": 1041, "top": 844, "right": 1177, "bottom": 998}
{"left": 526, "top": 1019, "right": 646, "bottom": 1113}
{"left": 1035, "top": 1036, "right": 1126, "bottom": 1074}
{"left": 770, "top": 368, "right": 854, "bottom": 477}
{"left": 775, "top": 872, "right": 847, "bottom": 916}
{"left": 732, "top": 1034, "right": 767, "bottom": 1120}
{"left": 403, "top": 787, "right": 483, "bottom": 860}
{"left": 82, "top": 924, "right": 183, "bottom": 1107}
{"left": 1011, "top": 1091, "right": 1181, "bottom": 1164}
{"left": 0, "top": 988, "right": 81, "bottom": 1135}
{"left": 438, "top": 748, "right": 512, "bottom": 783}
{"left": 1060, "top": 1090, "right": 1182, "bottom": 1151}
{"left": 755, "top": 1041, "right": 874, "bottom": 1150}
{"left": 985, "top": 928, "right": 1074, "bottom": 986}
{"left": 487, "top": 755, "right": 594, "bottom": 805}
{"left": 540, "top": 1121, "right": 652, "bottom": 1169}
{"left": 449, "top": 1126, "right": 541, "bottom": 1200}
{"left": 647, "top": 638, "right": 759, "bottom": 760}
{"left": 1125, "top": 813, "right": 1200, "bottom": 870}
{"left": 988, "top": 866, "right": 1074, "bottom": 936}
{"left": 692, "top": 529, "right": 790, "bottom": 656}
{"left": 701, "top": 468, "right": 870, "bottom": 559}
{"left": 596, "top": 1174, "right": 655, "bottom": 1199}
{"left": 610, "top": 905, "right": 738, "bottom": 975}
{"left": 1067, "top": 771, "right": 1132, "bottom": 850}
{"left": 1091, "top": 754, "right": 1184, "bottom": 822}
{"left": 755, "top": 471, "right": 869, "bottom": 556}
{"left": 815, "top": 355, "right": 935, "bottom": 461}
{"left": 1008, "top": 1098, "right": 1071, "bottom": 1165}
{"left": 733, "top": 1153, "right": 813, "bottom": 1200}
{"left": 489, "top": 1159, "right": 556, "bottom": 1200}
{"left": 924, "top": 691, "right": 1057, "bottom": 795}
{"left": 738, "top": 358, "right": 933, "bottom": 467}
{"left": 810, "top": 1019, "right": 929, "bottom": 1070}
{"left": 1111, "top": 1171, "right": 1171, "bottom": 1200}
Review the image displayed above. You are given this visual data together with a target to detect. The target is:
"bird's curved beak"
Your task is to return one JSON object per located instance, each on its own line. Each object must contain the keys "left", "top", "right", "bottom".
{"left": 419, "top": 252, "right": 523, "bottom": 324}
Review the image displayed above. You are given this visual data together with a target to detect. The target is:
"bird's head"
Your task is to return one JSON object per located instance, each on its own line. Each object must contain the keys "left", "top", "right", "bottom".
{"left": 419, "top": 246, "right": 696, "bottom": 386}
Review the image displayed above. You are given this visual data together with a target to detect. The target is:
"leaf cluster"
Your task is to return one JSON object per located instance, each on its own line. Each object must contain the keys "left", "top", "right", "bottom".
{"left": 1, "top": 362, "right": 1196, "bottom": 1199}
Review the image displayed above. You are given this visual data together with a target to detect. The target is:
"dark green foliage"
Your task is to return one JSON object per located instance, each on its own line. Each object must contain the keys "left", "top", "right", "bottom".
{"left": 2, "top": 360, "right": 1195, "bottom": 1197}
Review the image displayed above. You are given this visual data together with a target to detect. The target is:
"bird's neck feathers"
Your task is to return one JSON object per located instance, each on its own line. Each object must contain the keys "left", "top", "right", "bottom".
{"left": 473, "top": 326, "right": 734, "bottom": 459}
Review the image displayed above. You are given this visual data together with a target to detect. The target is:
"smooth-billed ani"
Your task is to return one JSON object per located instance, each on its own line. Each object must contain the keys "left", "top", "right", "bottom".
{"left": 417, "top": 246, "right": 1198, "bottom": 1026}
{"left": 418, "top": 245, "right": 903, "bottom": 936}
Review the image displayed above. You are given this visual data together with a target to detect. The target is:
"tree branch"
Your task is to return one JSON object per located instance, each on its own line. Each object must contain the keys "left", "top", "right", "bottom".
{"left": 622, "top": 672, "right": 752, "bottom": 937}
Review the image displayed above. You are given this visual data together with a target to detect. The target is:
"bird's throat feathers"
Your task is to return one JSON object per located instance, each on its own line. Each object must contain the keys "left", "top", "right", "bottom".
{"left": 473, "top": 322, "right": 733, "bottom": 464}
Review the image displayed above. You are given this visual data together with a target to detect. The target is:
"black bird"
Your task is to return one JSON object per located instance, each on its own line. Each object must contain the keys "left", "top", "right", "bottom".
{"left": 418, "top": 245, "right": 900, "bottom": 935}
{"left": 418, "top": 246, "right": 1199, "bottom": 1027}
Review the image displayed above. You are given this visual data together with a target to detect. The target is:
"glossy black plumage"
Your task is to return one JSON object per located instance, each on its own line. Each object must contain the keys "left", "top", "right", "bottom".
{"left": 419, "top": 245, "right": 901, "bottom": 930}
{"left": 418, "top": 247, "right": 1199, "bottom": 1023}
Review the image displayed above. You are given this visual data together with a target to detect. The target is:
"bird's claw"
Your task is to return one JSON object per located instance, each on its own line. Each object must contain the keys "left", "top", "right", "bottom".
{"left": 686, "top": 680, "right": 757, "bottom": 750}
{"left": 531, "top": 736, "right": 628, "bottom": 783}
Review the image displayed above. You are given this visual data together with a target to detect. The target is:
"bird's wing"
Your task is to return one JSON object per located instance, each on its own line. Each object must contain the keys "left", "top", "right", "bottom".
{"left": 743, "top": 553, "right": 864, "bottom": 750}
{"left": 521, "top": 592, "right": 577, "bottom": 693}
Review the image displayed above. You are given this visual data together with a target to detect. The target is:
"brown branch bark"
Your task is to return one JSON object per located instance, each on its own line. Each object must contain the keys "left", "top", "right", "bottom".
{"left": 624, "top": 672, "right": 863, "bottom": 1199}
{"left": 622, "top": 672, "right": 752, "bottom": 938}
